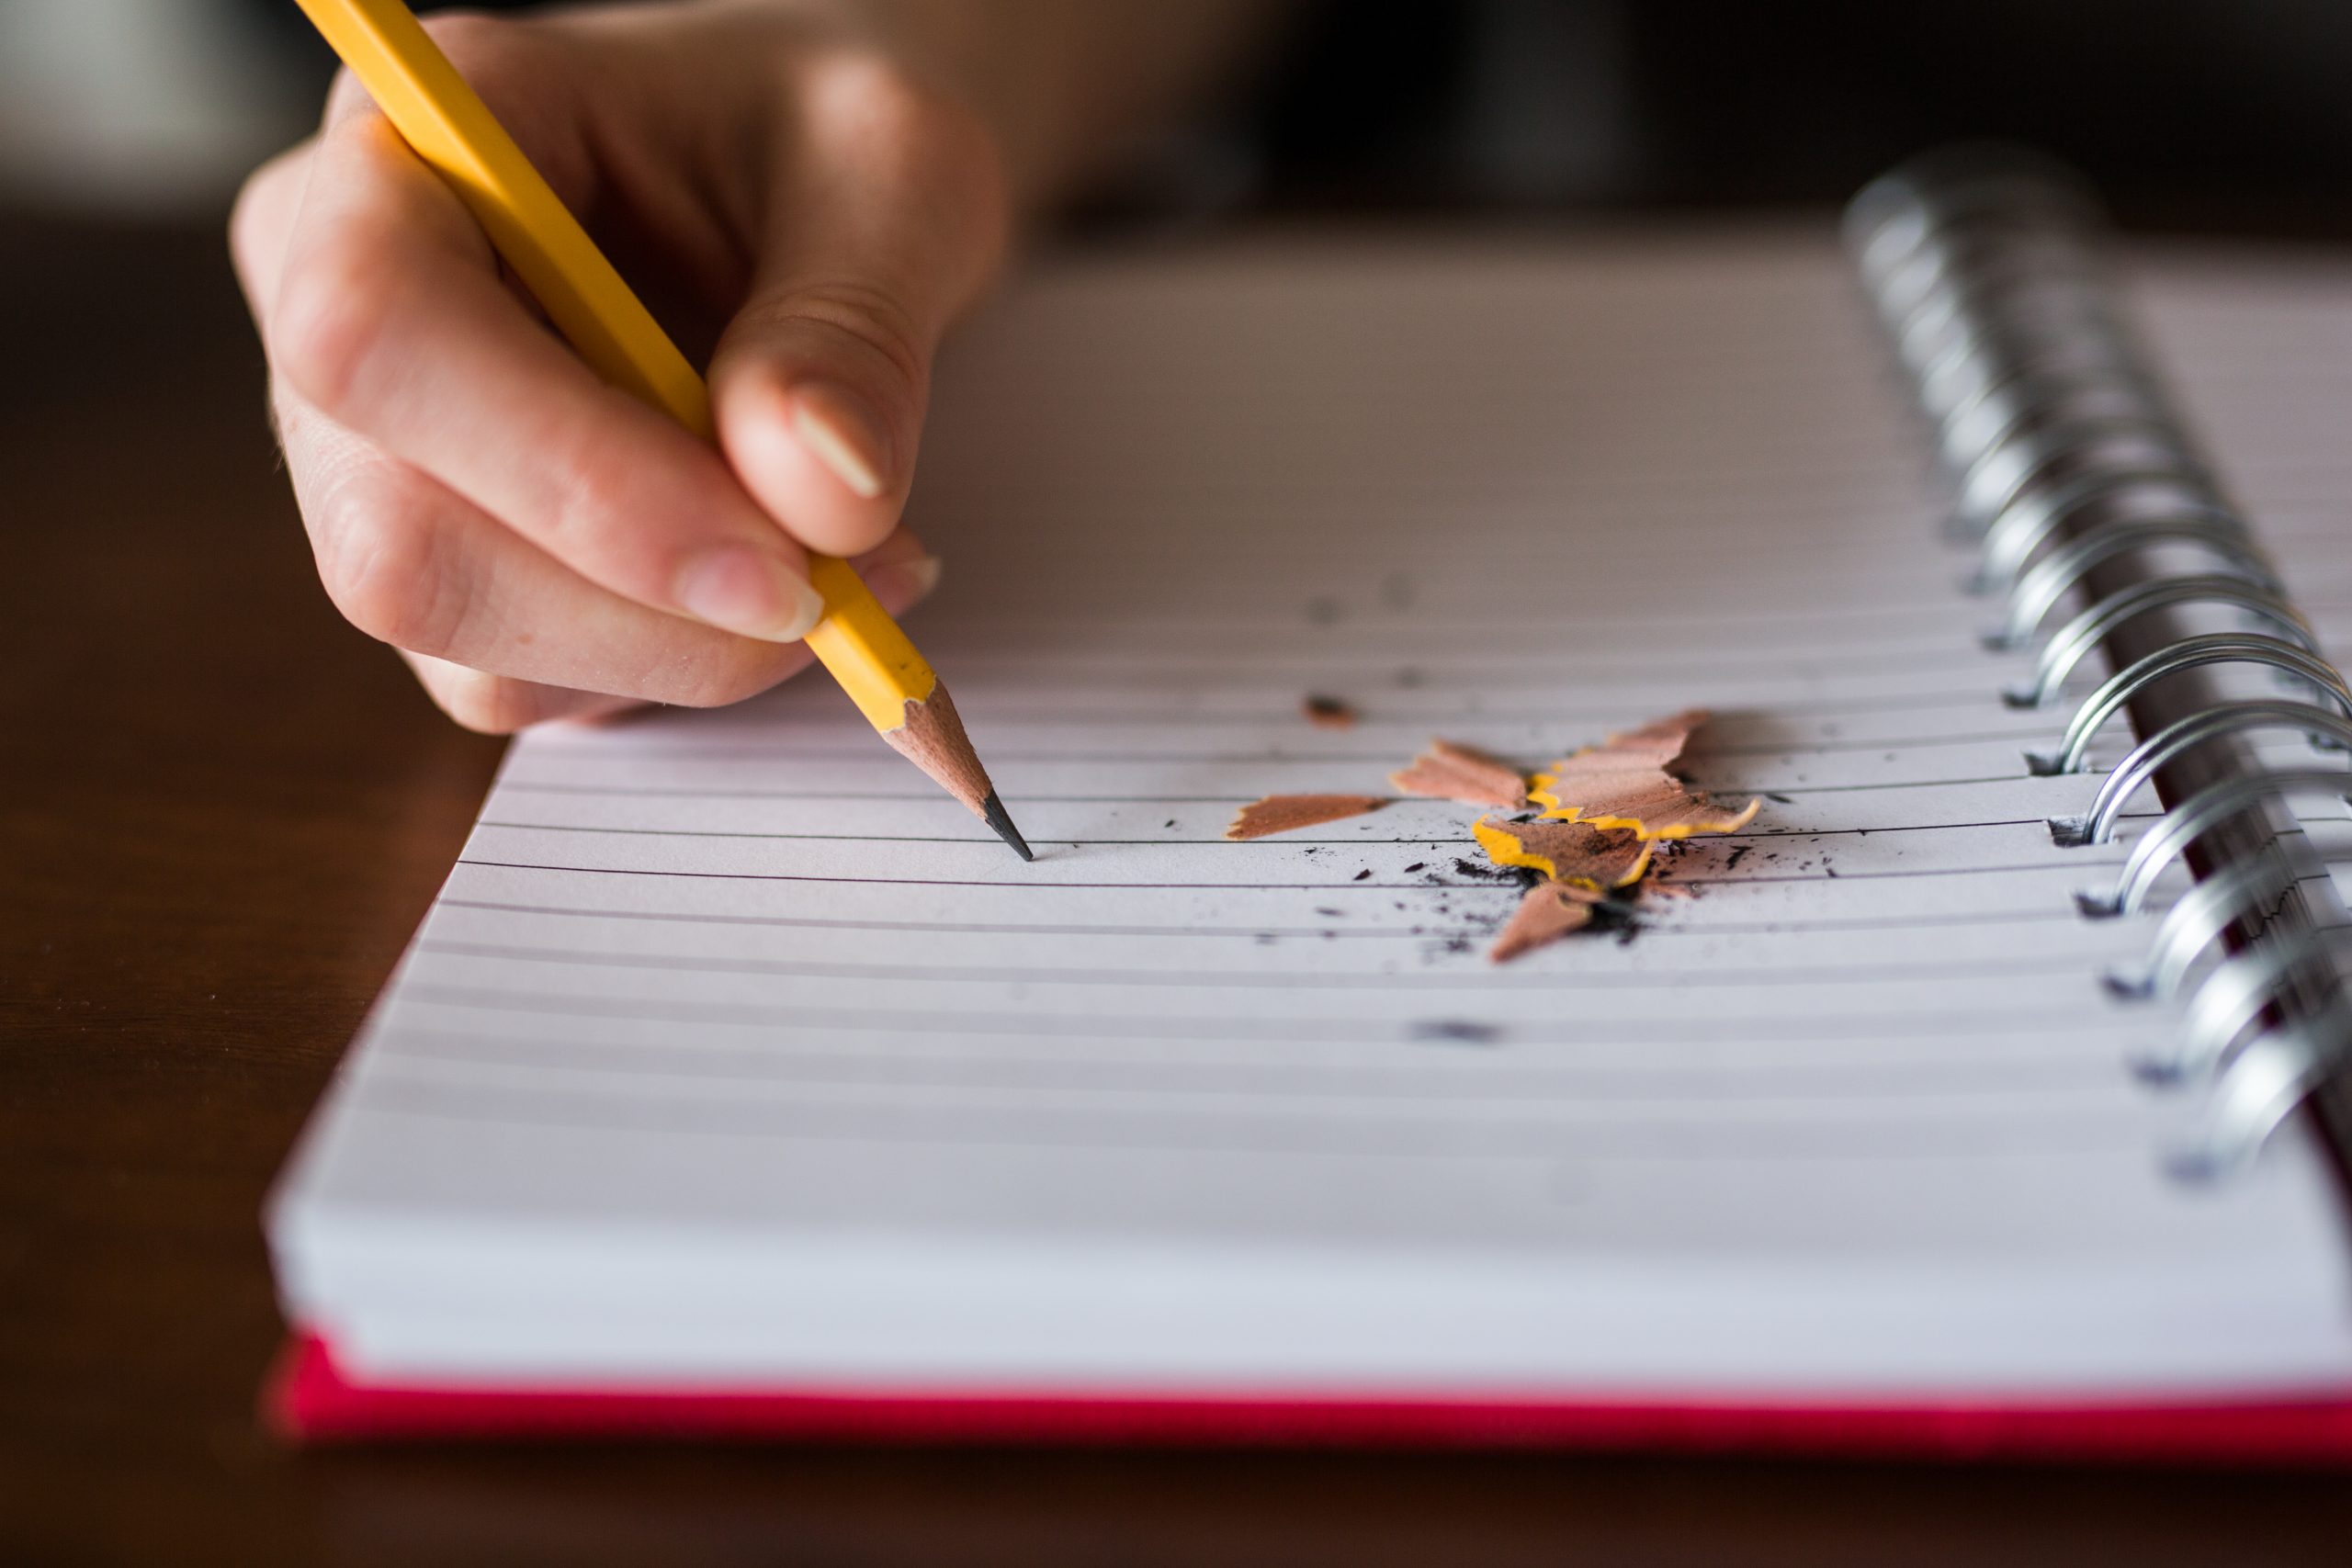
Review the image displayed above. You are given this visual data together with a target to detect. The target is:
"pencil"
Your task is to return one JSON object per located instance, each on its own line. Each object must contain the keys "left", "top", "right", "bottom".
{"left": 291, "top": 0, "right": 1034, "bottom": 862}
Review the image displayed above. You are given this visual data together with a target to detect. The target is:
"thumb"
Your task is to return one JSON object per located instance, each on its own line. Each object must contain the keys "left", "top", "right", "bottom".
{"left": 707, "top": 56, "right": 1008, "bottom": 560}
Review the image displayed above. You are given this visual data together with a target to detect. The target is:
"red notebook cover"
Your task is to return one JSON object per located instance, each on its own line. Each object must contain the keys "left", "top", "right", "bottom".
{"left": 266, "top": 1333, "right": 2352, "bottom": 1464}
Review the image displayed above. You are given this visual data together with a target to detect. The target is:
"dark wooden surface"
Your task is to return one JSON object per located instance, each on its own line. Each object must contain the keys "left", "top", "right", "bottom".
{"left": 5, "top": 210, "right": 2351, "bottom": 1567}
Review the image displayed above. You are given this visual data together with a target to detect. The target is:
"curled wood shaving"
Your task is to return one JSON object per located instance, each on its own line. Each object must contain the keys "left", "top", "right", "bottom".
{"left": 1527, "top": 708, "right": 1759, "bottom": 840}
{"left": 1388, "top": 739, "right": 1527, "bottom": 809}
{"left": 1489, "top": 882, "right": 1606, "bottom": 962}
{"left": 1225, "top": 794, "right": 1388, "bottom": 840}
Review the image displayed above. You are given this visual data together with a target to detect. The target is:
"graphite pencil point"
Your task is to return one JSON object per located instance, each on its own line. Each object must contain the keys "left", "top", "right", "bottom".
{"left": 980, "top": 791, "right": 1035, "bottom": 862}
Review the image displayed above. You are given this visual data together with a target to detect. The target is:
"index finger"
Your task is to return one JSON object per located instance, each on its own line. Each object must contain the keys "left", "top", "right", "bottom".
{"left": 266, "top": 108, "right": 824, "bottom": 644}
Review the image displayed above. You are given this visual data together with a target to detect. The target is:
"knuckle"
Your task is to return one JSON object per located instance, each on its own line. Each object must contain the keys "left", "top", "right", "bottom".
{"left": 417, "top": 12, "right": 529, "bottom": 76}
{"left": 271, "top": 236, "right": 393, "bottom": 421}
{"left": 819, "top": 53, "right": 939, "bottom": 139}
{"left": 818, "top": 53, "right": 972, "bottom": 160}
{"left": 819, "top": 54, "right": 1009, "bottom": 246}
{"left": 431, "top": 671, "right": 542, "bottom": 735}
{"left": 310, "top": 475, "right": 461, "bottom": 656}
{"left": 417, "top": 14, "right": 570, "bottom": 141}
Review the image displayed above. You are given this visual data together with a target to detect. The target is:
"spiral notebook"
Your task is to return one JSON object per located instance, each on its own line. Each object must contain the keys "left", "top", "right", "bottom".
{"left": 266, "top": 155, "right": 2352, "bottom": 1460}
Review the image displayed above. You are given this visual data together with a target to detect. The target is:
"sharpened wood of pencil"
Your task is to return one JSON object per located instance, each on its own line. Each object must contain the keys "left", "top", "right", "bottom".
{"left": 292, "top": 0, "right": 1033, "bottom": 862}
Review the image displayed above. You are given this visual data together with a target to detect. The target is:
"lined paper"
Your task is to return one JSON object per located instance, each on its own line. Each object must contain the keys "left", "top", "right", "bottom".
{"left": 272, "top": 233, "right": 2352, "bottom": 1398}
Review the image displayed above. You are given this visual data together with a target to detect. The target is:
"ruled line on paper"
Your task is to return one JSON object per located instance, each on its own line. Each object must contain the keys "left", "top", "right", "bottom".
{"left": 905, "top": 596, "right": 1971, "bottom": 630}
{"left": 368, "top": 1041, "right": 2140, "bottom": 1121}
{"left": 342, "top": 1075, "right": 2167, "bottom": 1167}
{"left": 924, "top": 643, "right": 2002, "bottom": 677}
{"left": 520, "top": 688, "right": 2028, "bottom": 743}
{"left": 497, "top": 743, "right": 2058, "bottom": 773}
{"left": 431, "top": 897, "right": 2088, "bottom": 938}
{"left": 449, "top": 856, "right": 2132, "bottom": 890}
{"left": 501, "top": 731, "right": 2066, "bottom": 768}
{"left": 389, "top": 984, "right": 2130, "bottom": 1046}
{"left": 408, "top": 939, "right": 2120, "bottom": 992}
{"left": 377, "top": 1027, "right": 2133, "bottom": 1092}
{"left": 483, "top": 772, "right": 2038, "bottom": 802}
{"left": 370, "top": 1010, "right": 2158, "bottom": 1092}
{"left": 464, "top": 809, "right": 2149, "bottom": 846}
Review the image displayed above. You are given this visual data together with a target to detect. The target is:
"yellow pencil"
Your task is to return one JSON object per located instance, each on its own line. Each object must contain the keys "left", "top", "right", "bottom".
{"left": 292, "top": 0, "right": 1033, "bottom": 860}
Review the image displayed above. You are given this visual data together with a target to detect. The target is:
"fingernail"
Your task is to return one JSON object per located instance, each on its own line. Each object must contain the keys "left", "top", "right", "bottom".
{"left": 866, "top": 555, "right": 943, "bottom": 612}
{"left": 674, "top": 546, "right": 826, "bottom": 641}
{"left": 790, "top": 380, "right": 892, "bottom": 500}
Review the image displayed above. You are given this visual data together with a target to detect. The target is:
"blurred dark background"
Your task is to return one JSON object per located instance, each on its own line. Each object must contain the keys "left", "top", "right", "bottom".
{"left": 10, "top": 0, "right": 2352, "bottom": 229}
{"left": 1250, "top": 0, "right": 2352, "bottom": 226}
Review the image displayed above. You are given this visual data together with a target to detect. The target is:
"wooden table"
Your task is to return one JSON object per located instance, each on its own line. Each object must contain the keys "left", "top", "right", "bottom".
{"left": 4, "top": 210, "right": 2347, "bottom": 1567}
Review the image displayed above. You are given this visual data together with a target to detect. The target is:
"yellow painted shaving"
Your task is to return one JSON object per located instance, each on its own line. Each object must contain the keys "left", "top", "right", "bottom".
{"left": 1471, "top": 818, "right": 1654, "bottom": 888}
{"left": 1525, "top": 779, "right": 1761, "bottom": 840}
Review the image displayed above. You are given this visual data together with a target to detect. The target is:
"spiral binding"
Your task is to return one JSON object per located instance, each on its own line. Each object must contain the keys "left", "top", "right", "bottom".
{"left": 1845, "top": 147, "right": 2352, "bottom": 1175}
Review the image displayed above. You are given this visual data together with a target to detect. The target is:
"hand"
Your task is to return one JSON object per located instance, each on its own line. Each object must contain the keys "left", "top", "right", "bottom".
{"left": 229, "top": 3, "right": 1008, "bottom": 730}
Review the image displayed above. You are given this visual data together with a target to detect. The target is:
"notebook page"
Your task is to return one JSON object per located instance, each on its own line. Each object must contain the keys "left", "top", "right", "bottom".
{"left": 271, "top": 232, "right": 2352, "bottom": 1398}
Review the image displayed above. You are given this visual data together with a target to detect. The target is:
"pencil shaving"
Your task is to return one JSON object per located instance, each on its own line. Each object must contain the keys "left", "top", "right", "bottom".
{"left": 1489, "top": 882, "right": 1607, "bottom": 962}
{"left": 1389, "top": 739, "right": 1527, "bottom": 808}
{"left": 1235, "top": 705, "right": 1758, "bottom": 961}
{"left": 1225, "top": 794, "right": 1389, "bottom": 840}
{"left": 1472, "top": 818, "right": 1654, "bottom": 888}
{"left": 1536, "top": 786, "right": 1760, "bottom": 840}
{"left": 1528, "top": 709, "right": 1759, "bottom": 840}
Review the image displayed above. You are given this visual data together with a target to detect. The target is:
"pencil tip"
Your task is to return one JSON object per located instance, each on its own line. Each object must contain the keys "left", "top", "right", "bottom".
{"left": 979, "top": 791, "right": 1035, "bottom": 862}
{"left": 876, "top": 682, "right": 1032, "bottom": 861}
